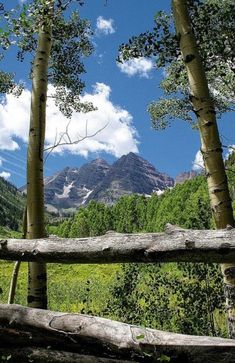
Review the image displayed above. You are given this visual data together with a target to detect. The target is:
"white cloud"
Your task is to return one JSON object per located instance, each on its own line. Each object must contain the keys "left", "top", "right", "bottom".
{"left": 192, "top": 150, "right": 205, "bottom": 171}
{"left": 0, "top": 159, "right": 2, "bottom": 166}
{"left": 117, "top": 57, "right": 154, "bottom": 78}
{"left": 0, "top": 171, "right": 11, "bottom": 180}
{"left": 96, "top": 16, "right": 115, "bottom": 35}
{"left": 225, "top": 145, "right": 235, "bottom": 160}
{"left": 0, "top": 83, "right": 139, "bottom": 158}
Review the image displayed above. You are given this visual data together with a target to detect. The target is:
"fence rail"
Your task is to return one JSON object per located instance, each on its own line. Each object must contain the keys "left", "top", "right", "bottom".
{"left": 1, "top": 224, "right": 235, "bottom": 264}
{"left": 1, "top": 304, "right": 235, "bottom": 363}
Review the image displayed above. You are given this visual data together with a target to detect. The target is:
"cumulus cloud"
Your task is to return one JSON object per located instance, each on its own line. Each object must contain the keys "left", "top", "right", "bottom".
{"left": 192, "top": 150, "right": 205, "bottom": 171}
{"left": 0, "top": 171, "right": 11, "bottom": 180}
{"left": 96, "top": 16, "right": 115, "bottom": 35}
{"left": 117, "top": 57, "right": 154, "bottom": 78}
{"left": 0, "top": 83, "right": 139, "bottom": 158}
{"left": 224, "top": 145, "right": 235, "bottom": 160}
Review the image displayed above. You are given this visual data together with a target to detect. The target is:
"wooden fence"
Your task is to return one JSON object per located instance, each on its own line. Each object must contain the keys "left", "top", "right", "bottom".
{"left": 1, "top": 224, "right": 235, "bottom": 362}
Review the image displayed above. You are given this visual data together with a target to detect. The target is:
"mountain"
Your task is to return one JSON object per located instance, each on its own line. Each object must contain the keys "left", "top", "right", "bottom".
{"left": 44, "top": 158, "right": 110, "bottom": 210}
{"left": 175, "top": 170, "right": 198, "bottom": 184}
{"left": 44, "top": 153, "right": 174, "bottom": 211}
{"left": 0, "top": 176, "right": 25, "bottom": 230}
{"left": 86, "top": 152, "right": 174, "bottom": 204}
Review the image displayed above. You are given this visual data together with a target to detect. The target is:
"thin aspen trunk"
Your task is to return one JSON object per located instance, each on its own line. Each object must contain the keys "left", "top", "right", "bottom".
{"left": 172, "top": 0, "right": 235, "bottom": 338}
{"left": 8, "top": 206, "right": 27, "bottom": 304}
{"left": 27, "top": 2, "right": 53, "bottom": 309}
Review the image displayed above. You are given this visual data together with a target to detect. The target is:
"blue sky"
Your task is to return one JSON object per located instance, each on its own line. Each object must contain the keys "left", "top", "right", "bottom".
{"left": 0, "top": 0, "right": 234, "bottom": 187}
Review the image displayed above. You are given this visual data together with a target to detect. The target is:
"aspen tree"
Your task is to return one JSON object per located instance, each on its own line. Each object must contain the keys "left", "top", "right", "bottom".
{"left": 172, "top": 0, "right": 235, "bottom": 338}
{"left": 1, "top": 0, "right": 94, "bottom": 308}
{"left": 26, "top": 0, "right": 53, "bottom": 308}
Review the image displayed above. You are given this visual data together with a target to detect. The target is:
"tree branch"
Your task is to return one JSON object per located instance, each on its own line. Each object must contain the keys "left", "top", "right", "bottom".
{"left": 44, "top": 120, "right": 108, "bottom": 163}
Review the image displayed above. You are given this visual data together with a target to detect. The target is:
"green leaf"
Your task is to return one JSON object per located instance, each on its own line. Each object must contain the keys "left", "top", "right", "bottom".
{"left": 158, "top": 354, "right": 171, "bottom": 362}
{"left": 135, "top": 334, "right": 145, "bottom": 340}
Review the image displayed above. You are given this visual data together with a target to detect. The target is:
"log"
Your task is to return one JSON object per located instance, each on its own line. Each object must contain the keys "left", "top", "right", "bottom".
{"left": 1, "top": 225, "right": 235, "bottom": 263}
{"left": 0, "top": 348, "right": 134, "bottom": 363}
{"left": 1, "top": 304, "right": 235, "bottom": 362}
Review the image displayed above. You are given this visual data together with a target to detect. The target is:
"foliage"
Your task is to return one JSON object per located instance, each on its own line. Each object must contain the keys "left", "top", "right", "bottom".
{"left": 0, "top": 177, "right": 25, "bottom": 230}
{"left": 102, "top": 178, "right": 225, "bottom": 336}
{"left": 118, "top": 0, "right": 235, "bottom": 129}
{"left": 0, "top": 260, "right": 120, "bottom": 315}
{"left": 1, "top": 174, "right": 232, "bottom": 336}
{"left": 0, "top": 4, "right": 21, "bottom": 96}
{"left": 0, "top": 0, "right": 95, "bottom": 116}
{"left": 226, "top": 151, "right": 235, "bottom": 203}
{"left": 56, "top": 176, "right": 212, "bottom": 237}
{"left": 52, "top": 176, "right": 227, "bottom": 336}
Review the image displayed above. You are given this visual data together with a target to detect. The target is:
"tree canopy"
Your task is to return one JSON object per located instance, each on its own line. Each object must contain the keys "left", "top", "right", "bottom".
{"left": 118, "top": 0, "right": 235, "bottom": 129}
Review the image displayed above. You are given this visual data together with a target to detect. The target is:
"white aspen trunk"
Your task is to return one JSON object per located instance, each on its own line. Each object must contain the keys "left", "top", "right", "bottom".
{"left": 26, "top": 1, "right": 53, "bottom": 309}
{"left": 172, "top": 0, "right": 235, "bottom": 338}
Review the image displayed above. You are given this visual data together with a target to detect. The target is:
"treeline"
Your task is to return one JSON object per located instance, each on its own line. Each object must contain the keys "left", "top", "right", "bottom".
{"left": 55, "top": 176, "right": 212, "bottom": 238}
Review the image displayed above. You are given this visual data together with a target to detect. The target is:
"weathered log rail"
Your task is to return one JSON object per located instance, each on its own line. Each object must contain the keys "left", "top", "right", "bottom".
{"left": 0, "top": 304, "right": 235, "bottom": 363}
{"left": 1, "top": 225, "right": 235, "bottom": 264}
{"left": 1, "top": 226, "right": 235, "bottom": 362}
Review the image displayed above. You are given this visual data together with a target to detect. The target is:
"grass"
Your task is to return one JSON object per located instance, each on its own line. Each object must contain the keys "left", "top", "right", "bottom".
{"left": 0, "top": 260, "right": 121, "bottom": 314}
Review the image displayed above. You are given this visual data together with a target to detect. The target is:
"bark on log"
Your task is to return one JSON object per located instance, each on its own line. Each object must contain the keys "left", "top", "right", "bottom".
{"left": 0, "top": 348, "right": 134, "bottom": 363}
{"left": 1, "top": 304, "right": 235, "bottom": 363}
{"left": 1, "top": 225, "right": 235, "bottom": 264}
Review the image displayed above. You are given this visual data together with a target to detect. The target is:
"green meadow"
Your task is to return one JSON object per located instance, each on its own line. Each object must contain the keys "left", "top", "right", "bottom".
{"left": 0, "top": 261, "right": 120, "bottom": 314}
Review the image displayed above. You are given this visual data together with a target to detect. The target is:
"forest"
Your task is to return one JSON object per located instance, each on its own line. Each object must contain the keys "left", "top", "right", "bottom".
{"left": 0, "top": 0, "right": 235, "bottom": 362}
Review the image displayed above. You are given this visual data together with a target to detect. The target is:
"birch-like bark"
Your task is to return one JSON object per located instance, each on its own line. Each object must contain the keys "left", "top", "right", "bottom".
{"left": 26, "top": 2, "right": 53, "bottom": 309}
{"left": 172, "top": 0, "right": 235, "bottom": 338}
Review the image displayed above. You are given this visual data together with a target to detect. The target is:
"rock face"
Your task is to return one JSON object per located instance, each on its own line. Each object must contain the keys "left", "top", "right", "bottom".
{"left": 44, "top": 153, "right": 174, "bottom": 210}
{"left": 44, "top": 159, "right": 110, "bottom": 209}
{"left": 175, "top": 171, "right": 197, "bottom": 184}
{"left": 86, "top": 152, "right": 174, "bottom": 204}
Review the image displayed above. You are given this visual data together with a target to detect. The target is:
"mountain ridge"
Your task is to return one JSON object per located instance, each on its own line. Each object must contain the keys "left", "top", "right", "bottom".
{"left": 44, "top": 152, "right": 174, "bottom": 211}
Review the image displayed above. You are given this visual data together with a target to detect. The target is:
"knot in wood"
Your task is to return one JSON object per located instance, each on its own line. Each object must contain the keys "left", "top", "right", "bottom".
{"left": 0, "top": 240, "right": 7, "bottom": 248}
{"left": 185, "top": 239, "right": 195, "bottom": 249}
{"left": 33, "top": 249, "right": 39, "bottom": 256}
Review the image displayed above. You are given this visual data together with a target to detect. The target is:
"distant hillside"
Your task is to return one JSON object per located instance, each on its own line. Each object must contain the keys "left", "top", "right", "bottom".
{"left": 0, "top": 176, "right": 25, "bottom": 230}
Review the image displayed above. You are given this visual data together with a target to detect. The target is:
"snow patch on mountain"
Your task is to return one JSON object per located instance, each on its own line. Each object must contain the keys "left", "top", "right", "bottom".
{"left": 55, "top": 182, "right": 74, "bottom": 199}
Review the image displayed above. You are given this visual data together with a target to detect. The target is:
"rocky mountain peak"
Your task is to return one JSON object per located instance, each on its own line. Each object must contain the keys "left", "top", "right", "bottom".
{"left": 44, "top": 153, "right": 174, "bottom": 211}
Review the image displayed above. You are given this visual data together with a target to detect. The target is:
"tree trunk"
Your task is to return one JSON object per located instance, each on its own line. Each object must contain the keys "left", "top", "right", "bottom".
{"left": 26, "top": 1, "right": 53, "bottom": 309}
{"left": 172, "top": 0, "right": 235, "bottom": 338}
